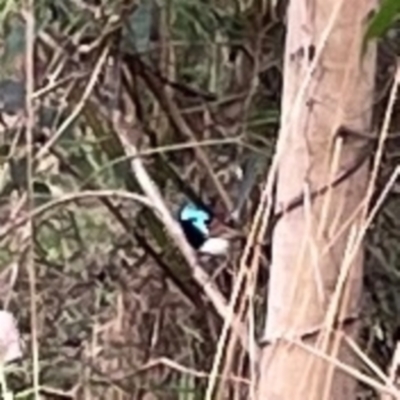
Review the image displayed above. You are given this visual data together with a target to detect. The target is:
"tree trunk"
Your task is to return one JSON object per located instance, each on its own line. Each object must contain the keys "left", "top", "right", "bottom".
{"left": 256, "top": 1, "right": 376, "bottom": 399}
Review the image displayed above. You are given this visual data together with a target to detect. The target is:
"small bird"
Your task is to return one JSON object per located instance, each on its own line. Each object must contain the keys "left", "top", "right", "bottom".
{"left": 178, "top": 202, "right": 230, "bottom": 256}
{"left": 177, "top": 154, "right": 262, "bottom": 256}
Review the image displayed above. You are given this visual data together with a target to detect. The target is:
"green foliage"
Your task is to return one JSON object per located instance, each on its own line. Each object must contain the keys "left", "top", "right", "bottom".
{"left": 172, "top": 0, "right": 221, "bottom": 41}
{"left": 364, "top": 0, "right": 400, "bottom": 44}
{"left": 0, "top": 0, "right": 18, "bottom": 29}
{"left": 35, "top": 0, "right": 98, "bottom": 33}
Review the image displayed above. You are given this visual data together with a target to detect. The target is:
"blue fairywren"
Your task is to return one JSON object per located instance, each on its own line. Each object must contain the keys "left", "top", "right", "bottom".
{"left": 178, "top": 202, "right": 230, "bottom": 256}
{"left": 177, "top": 154, "right": 262, "bottom": 255}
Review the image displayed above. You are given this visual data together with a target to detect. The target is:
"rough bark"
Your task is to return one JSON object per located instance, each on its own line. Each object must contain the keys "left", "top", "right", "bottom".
{"left": 257, "top": 1, "right": 376, "bottom": 399}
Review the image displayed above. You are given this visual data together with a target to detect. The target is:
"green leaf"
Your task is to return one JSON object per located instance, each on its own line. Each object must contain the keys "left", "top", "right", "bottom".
{"left": 0, "top": 0, "right": 17, "bottom": 29}
{"left": 365, "top": 0, "right": 400, "bottom": 43}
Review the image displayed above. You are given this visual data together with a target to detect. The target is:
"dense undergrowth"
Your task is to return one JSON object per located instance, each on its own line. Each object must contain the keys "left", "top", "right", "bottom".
{"left": 0, "top": 0, "right": 399, "bottom": 399}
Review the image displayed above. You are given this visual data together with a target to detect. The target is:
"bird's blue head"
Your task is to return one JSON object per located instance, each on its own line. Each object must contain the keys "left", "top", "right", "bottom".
{"left": 178, "top": 202, "right": 212, "bottom": 249}
{"left": 177, "top": 202, "right": 229, "bottom": 256}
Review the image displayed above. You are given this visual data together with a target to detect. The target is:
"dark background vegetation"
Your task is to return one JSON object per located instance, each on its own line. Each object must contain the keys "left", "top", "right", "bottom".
{"left": 0, "top": 0, "right": 399, "bottom": 398}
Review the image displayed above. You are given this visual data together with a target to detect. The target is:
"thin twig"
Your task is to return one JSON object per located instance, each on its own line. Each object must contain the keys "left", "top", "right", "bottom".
{"left": 205, "top": 20, "right": 265, "bottom": 400}
{"left": 0, "top": 190, "right": 152, "bottom": 245}
{"left": 113, "top": 117, "right": 252, "bottom": 354}
{"left": 131, "top": 357, "right": 250, "bottom": 385}
{"left": 80, "top": 136, "right": 240, "bottom": 188}
{"left": 34, "top": 43, "right": 110, "bottom": 161}
{"left": 138, "top": 60, "right": 234, "bottom": 212}
{"left": 24, "top": 1, "right": 39, "bottom": 398}
{"left": 291, "top": 338, "right": 400, "bottom": 398}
